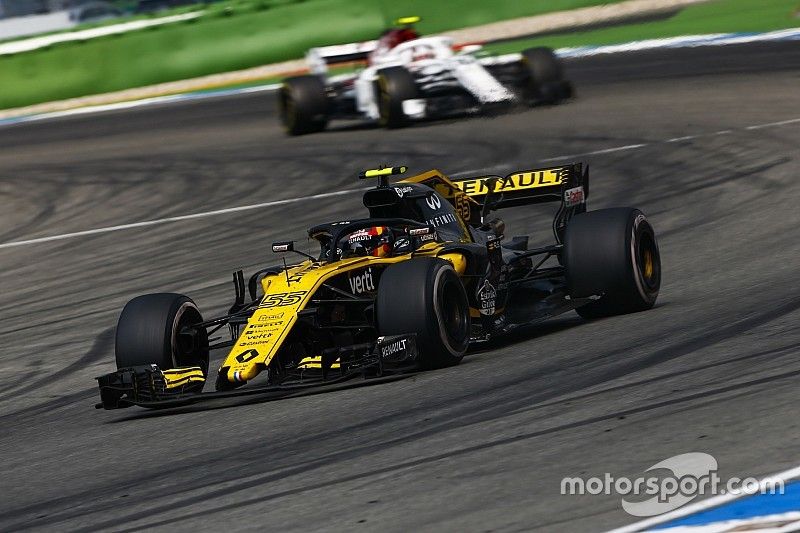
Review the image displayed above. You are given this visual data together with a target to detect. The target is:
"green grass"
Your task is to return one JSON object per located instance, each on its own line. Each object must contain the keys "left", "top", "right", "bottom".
{"left": 486, "top": 0, "right": 800, "bottom": 54}
{"left": 0, "top": 0, "right": 625, "bottom": 110}
{"left": 1, "top": 0, "right": 799, "bottom": 110}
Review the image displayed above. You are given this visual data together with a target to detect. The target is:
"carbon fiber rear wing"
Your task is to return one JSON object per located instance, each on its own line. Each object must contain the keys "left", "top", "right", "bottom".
{"left": 449, "top": 162, "right": 589, "bottom": 243}
{"left": 400, "top": 163, "right": 588, "bottom": 242}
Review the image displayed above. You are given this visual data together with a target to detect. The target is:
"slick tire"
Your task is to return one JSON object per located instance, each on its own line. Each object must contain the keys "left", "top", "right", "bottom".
{"left": 521, "top": 47, "right": 568, "bottom": 104}
{"left": 376, "top": 258, "right": 470, "bottom": 369}
{"left": 115, "top": 293, "right": 209, "bottom": 375}
{"left": 376, "top": 66, "right": 419, "bottom": 129}
{"left": 279, "top": 75, "right": 329, "bottom": 135}
{"left": 565, "top": 208, "right": 661, "bottom": 319}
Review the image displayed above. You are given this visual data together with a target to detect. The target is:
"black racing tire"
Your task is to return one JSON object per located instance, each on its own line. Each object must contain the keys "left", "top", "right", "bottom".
{"left": 565, "top": 208, "right": 661, "bottom": 318}
{"left": 376, "top": 258, "right": 470, "bottom": 369}
{"left": 279, "top": 75, "right": 329, "bottom": 135}
{"left": 376, "top": 66, "right": 419, "bottom": 129}
{"left": 521, "top": 47, "right": 567, "bottom": 103}
{"left": 115, "top": 293, "right": 209, "bottom": 375}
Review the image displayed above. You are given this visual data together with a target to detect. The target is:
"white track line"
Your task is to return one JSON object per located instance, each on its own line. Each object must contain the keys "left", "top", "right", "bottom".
{"left": 746, "top": 118, "right": 800, "bottom": 130}
{"left": 541, "top": 144, "right": 648, "bottom": 162}
{"left": 544, "top": 117, "right": 800, "bottom": 162}
{"left": 0, "top": 188, "right": 363, "bottom": 250}
{"left": 607, "top": 465, "right": 800, "bottom": 533}
{"left": 0, "top": 116, "right": 798, "bottom": 250}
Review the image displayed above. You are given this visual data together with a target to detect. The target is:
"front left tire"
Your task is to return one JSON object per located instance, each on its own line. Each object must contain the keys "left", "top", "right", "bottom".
{"left": 115, "top": 293, "right": 209, "bottom": 375}
{"left": 376, "top": 66, "right": 419, "bottom": 129}
{"left": 279, "top": 75, "right": 330, "bottom": 135}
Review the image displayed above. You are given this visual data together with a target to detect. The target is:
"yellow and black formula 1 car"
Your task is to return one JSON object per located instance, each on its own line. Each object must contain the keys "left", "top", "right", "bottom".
{"left": 96, "top": 163, "right": 661, "bottom": 410}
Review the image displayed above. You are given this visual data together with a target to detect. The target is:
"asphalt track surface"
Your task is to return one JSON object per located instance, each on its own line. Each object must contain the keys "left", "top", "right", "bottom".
{"left": 1, "top": 41, "right": 799, "bottom": 532}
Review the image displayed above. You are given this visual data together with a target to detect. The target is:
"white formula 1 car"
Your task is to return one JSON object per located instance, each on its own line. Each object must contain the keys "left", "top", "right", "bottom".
{"left": 278, "top": 21, "right": 572, "bottom": 135}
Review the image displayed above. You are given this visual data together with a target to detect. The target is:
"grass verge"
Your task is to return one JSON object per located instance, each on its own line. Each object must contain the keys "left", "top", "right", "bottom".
{"left": 485, "top": 0, "right": 800, "bottom": 54}
{"left": 0, "top": 0, "right": 622, "bottom": 110}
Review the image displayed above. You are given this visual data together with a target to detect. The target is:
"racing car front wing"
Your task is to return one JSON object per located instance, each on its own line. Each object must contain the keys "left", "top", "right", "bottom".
{"left": 95, "top": 334, "right": 417, "bottom": 410}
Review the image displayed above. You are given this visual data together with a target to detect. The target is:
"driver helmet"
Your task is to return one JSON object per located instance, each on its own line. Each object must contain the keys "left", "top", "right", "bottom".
{"left": 368, "top": 16, "right": 421, "bottom": 64}
{"left": 343, "top": 226, "right": 394, "bottom": 258}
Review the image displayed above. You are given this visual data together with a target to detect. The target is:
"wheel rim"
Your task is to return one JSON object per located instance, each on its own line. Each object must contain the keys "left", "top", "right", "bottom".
{"left": 438, "top": 276, "right": 469, "bottom": 352}
{"left": 636, "top": 231, "right": 660, "bottom": 292}
{"left": 171, "top": 303, "right": 208, "bottom": 373}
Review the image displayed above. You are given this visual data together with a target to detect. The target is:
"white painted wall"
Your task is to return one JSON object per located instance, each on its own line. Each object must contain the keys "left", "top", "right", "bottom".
{"left": 0, "top": 11, "right": 74, "bottom": 40}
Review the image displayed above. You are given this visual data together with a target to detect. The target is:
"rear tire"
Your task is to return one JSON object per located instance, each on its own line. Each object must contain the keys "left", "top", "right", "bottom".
{"left": 565, "top": 208, "right": 661, "bottom": 318}
{"left": 376, "top": 66, "right": 419, "bottom": 129}
{"left": 279, "top": 75, "right": 329, "bottom": 135}
{"left": 521, "top": 47, "right": 570, "bottom": 104}
{"left": 115, "top": 293, "right": 209, "bottom": 375}
{"left": 376, "top": 258, "right": 470, "bottom": 368}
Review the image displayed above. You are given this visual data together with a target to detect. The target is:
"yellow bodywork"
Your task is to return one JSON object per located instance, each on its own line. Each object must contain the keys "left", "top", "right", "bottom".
{"left": 161, "top": 367, "right": 206, "bottom": 389}
{"left": 217, "top": 169, "right": 503, "bottom": 385}
{"left": 297, "top": 356, "right": 340, "bottom": 370}
{"left": 219, "top": 242, "right": 466, "bottom": 385}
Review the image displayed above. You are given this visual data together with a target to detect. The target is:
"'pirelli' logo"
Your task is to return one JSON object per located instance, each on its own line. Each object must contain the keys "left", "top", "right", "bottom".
{"left": 454, "top": 169, "right": 565, "bottom": 196}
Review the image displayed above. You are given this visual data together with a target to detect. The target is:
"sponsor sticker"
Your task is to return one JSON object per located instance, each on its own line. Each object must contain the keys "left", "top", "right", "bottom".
{"left": 235, "top": 349, "right": 259, "bottom": 363}
{"left": 477, "top": 279, "right": 497, "bottom": 315}
{"left": 258, "top": 312, "right": 284, "bottom": 321}
{"left": 425, "top": 194, "right": 443, "bottom": 210}
{"left": 427, "top": 213, "right": 457, "bottom": 228}
{"left": 380, "top": 338, "right": 407, "bottom": 358}
{"left": 455, "top": 169, "right": 565, "bottom": 196}
{"left": 394, "top": 185, "right": 414, "bottom": 197}
{"left": 564, "top": 186, "right": 585, "bottom": 207}
{"left": 244, "top": 330, "right": 274, "bottom": 339}
{"left": 349, "top": 267, "right": 376, "bottom": 294}
{"left": 394, "top": 237, "right": 411, "bottom": 251}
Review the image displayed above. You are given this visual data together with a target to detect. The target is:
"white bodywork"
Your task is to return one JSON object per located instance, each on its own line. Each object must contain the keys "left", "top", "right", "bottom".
{"left": 307, "top": 36, "right": 522, "bottom": 121}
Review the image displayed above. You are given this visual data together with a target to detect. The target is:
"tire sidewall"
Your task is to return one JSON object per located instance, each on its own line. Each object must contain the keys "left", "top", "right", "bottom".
{"left": 279, "top": 75, "right": 328, "bottom": 135}
{"left": 566, "top": 208, "right": 661, "bottom": 317}
{"left": 629, "top": 213, "right": 660, "bottom": 306}
{"left": 430, "top": 264, "right": 470, "bottom": 358}
{"left": 376, "top": 258, "right": 470, "bottom": 368}
{"left": 522, "top": 47, "right": 563, "bottom": 100}
{"left": 115, "top": 293, "right": 208, "bottom": 374}
{"left": 376, "top": 67, "right": 417, "bottom": 128}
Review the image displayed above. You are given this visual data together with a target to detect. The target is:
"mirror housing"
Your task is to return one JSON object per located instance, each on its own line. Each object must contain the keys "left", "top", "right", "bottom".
{"left": 272, "top": 241, "right": 294, "bottom": 253}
